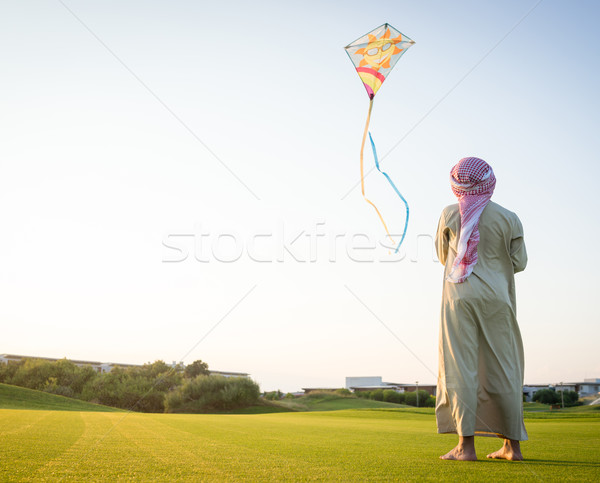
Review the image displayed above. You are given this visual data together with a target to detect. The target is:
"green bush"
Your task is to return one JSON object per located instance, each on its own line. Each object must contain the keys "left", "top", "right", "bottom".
{"left": 165, "top": 376, "right": 260, "bottom": 413}
{"left": 370, "top": 389, "right": 384, "bottom": 401}
{"left": 304, "top": 391, "right": 338, "bottom": 399}
{"left": 264, "top": 390, "right": 283, "bottom": 400}
{"left": 7, "top": 358, "right": 97, "bottom": 397}
{"left": 356, "top": 391, "right": 371, "bottom": 399}
{"left": 44, "top": 377, "right": 75, "bottom": 398}
{"left": 532, "top": 389, "right": 580, "bottom": 407}
{"left": 383, "top": 390, "right": 404, "bottom": 404}
{"left": 335, "top": 388, "right": 353, "bottom": 397}
{"left": 0, "top": 357, "right": 263, "bottom": 414}
{"left": 0, "top": 360, "right": 24, "bottom": 383}
{"left": 404, "top": 390, "right": 433, "bottom": 407}
{"left": 563, "top": 391, "right": 580, "bottom": 406}
{"left": 80, "top": 361, "right": 182, "bottom": 412}
{"left": 7, "top": 359, "right": 54, "bottom": 390}
{"left": 532, "top": 389, "right": 560, "bottom": 405}
{"left": 184, "top": 360, "right": 209, "bottom": 379}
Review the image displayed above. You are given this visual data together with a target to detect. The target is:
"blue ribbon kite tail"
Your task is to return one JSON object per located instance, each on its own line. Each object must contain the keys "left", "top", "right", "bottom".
{"left": 368, "top": 132, "right": 409, "bottom": 253}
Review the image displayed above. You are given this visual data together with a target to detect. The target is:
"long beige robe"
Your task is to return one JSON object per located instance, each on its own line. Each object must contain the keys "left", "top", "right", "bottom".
{"left": 435, "top": 201, "right": 528, "bottom": 441}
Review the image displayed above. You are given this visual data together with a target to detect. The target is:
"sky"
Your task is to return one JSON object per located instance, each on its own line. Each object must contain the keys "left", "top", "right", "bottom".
{"left": 1, "top": 0, "right": 599, "bottom": 393}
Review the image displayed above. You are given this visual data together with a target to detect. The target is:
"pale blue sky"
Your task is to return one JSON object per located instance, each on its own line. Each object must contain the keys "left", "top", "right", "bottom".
{"left": 1, "top": 0, "right": 599, "bottom": 392}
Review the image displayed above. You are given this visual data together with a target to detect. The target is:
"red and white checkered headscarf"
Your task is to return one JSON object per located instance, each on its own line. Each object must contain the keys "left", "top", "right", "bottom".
{"left": 447, "top": 157, "right": 496, "bottom": 283}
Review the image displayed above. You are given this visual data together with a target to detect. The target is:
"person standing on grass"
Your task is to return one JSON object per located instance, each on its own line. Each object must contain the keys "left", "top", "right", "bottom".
{"left": 435, "top": 157, "right": 528, "bottom": 461}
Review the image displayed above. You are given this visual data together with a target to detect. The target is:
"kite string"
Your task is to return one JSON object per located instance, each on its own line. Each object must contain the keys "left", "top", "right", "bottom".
{"left": 360, "top": 98, "right": 396, "bottom": 245}
{"left": 368, "top": 132, "right": 409, "bottom": 253}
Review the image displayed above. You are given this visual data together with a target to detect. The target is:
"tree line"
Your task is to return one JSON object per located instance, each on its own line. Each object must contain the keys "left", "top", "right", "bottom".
{"left": 0, "top": 358, "right": 259, "bottom": 413}
{"left": 356, "top": 388, "right": 436, "bottom": 407}
{"left": 532, "top": 388, "right": 579, "bottom": 407}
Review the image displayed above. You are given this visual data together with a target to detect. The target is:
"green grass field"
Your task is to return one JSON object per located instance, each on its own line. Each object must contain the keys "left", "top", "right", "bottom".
{"left": 1, "top": 385, "right": 599, "bottom": 481}
{"left": 268, "top": 393, "right": 412, "bottom": 413}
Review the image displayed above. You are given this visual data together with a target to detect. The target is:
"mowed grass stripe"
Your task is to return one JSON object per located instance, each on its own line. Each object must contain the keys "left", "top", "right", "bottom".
{"left": 124, "top": 413, "right": 345, "bottom": 479}
{"left": 0, "top": 409, "right": 54, "bottom": 437}
{"left": 156, "top": 413, "right": 395, "bottom": 479}
{"left": 1, "top": 410, "right": 85, "bottom": 480}
{"left": 30, "top": 412, "right": 131, "bottom": 480}
{"left": 41, "top": 413, "right": 232, "bottom": 481}
{"left": 1, "top": 409, "right": 599, "bottom": 481}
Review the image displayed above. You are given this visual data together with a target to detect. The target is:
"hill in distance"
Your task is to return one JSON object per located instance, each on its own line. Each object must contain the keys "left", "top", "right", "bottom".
{"left": 0, "top": 383, "right": 123, "bottom": 412}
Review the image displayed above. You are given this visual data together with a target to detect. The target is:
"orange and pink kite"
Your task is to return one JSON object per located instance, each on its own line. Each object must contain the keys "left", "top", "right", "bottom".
{"left": 344, "top": 23, "right": 414, "bottom": 252}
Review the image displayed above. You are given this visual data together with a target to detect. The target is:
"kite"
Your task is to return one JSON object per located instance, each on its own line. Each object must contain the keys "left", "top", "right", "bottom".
{"left": 344, "top": 23, "right": 414, "bottom": 252}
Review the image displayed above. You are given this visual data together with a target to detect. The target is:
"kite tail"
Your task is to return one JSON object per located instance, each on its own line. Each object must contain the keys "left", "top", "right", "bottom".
{"left": 368, "top": 132, "right": 409, "bottom": 253}
{"left": 360, "top": 99, "right": 395, "bottom": 245}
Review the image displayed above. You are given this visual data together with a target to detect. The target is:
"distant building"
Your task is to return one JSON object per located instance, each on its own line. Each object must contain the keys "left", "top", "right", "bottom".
{"left": 552, "top": 383, "right": 578, "bottom": 393}
{"left": 345, "top": 376, "right": 437, "bottom": 396}
{"left": 580, "top": 378, "right": 600, "bottom": 396}
{"left": 346, "top": 376, "right": 401, "bottom": 392}
{"left": 523, "top": 379, "right": 600, "bottom": 402}
{"left": 345, "top": 376, "right": 386, "bottom": 389}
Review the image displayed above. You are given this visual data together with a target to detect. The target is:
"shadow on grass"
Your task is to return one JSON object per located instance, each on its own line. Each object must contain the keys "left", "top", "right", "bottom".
{"left": 441, "top": 458, "right": 600, "bottom": 467}
{"left": 524, "top": 459, "right": 600, "bottom": 468}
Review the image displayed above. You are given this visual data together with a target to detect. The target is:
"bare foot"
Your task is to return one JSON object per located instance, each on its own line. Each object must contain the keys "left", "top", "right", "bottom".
{"left": 440, "top": 445, "right": 477, "bottom": 461}
{"left": 487, "top": 439, "right": 523, "bottom": 461}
